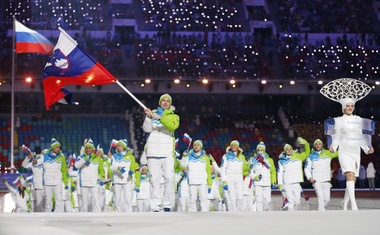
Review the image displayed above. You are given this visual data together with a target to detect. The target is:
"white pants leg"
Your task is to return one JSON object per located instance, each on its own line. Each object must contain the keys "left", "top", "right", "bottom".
{"left": 148, "top": 158, "right": 164, "bottom": 211}
{"left": 34, "top": 189, "right": 45, "bottom": 212}
{"left": 188, "top": 185, "right": 198, "bottom": 212}
{"left": 99, "top": 187, "right": 106, "bottom": 212}
{"left": 114, "top": 184, "right": 126, "bottom": 212}
{"left": 285, "top": 183, "right": 301, "bottom": 211}
{"left": 81, "top": 187, "right": 90, "bottom": 212}
{"left": 255, "top": 186, "right": 264, "bottom": 211}
{"left": 314, "top": 181, "right": 331, "bottom": 211}
{"left": 178, "top": 197, "right": 188, "bottom": 212}
{"left": 161, "top": 157, "right": 174, "bottom": 210}
{"left": 89, "top": 186, "right": 101, "bottom": 212}
{"left": 124, "top": 182, "right": 134, "bottom": 212}
{"left": 198, "top": 184, "right": 208, "bottom": 212}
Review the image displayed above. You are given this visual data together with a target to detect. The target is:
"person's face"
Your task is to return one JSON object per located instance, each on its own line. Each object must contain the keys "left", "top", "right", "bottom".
{"left": 96, "top": 151, "right": 103, "bottom": 157}
{"left": 193, "top": 143, "right": 201, "bottom": 152}
{"left": 257, "top": 149, "right": 264, "bottom": 155}
{"left": 343, "top": 102, "right": 355, "bottom": 115}
{"left": 117, "top": 145, "right": 124, "bottom": 152}
{"left": 52, "top": 146, "right": 60, "bottom": 154}
{"left": 230, "top": 144, "right": 239, "bottom": 152}
{"left": 85, "top": 147, "right": 93, "bottom": 155}
{"left": 141, "top": 168, "right": 147, "bottom": 174}
{"left": 160, "top": 98, "right": 171, "bottom": 109}
{"left": 285, "top": 148, "right": 293, "bottom": 156}
{"left": 314, "top": 142, "right": 322, "bottom": 151}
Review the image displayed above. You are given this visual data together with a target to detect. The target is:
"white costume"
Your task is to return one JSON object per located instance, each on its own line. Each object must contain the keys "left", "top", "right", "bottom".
{"left": 321, "top": 78, "right": 375, "bottom": 210}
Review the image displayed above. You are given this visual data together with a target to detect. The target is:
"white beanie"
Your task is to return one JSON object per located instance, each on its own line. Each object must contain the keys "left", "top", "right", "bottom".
{"left": 193, "top": 140, "right": 203, "bottom": 149}
{"left": 256, "top": 142, "right": 266, "bottom": 151}
{"left": 340, "top": 97, "right": 355, "bottom": 112}
{"left": 159, "top": 93, "right": 172, "bottom": 106}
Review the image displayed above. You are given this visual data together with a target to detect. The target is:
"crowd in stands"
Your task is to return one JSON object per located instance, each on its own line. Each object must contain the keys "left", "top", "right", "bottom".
{"left": 275, "top": 32, "right": 380, "bottom": 80}
{"left": 135, "top": 30, "right": 273, "bottom": 79}
{"left": 1, "top": 0, "right": 380, "bottom": 82}
{"left": 4, "top": 0, "right": 112, "bottom": 30}
{"left": 273, "top": 0, "right": 376, "bottom": 33}
{"left": 140, "top": 0, "right": 244, "bottom": 32}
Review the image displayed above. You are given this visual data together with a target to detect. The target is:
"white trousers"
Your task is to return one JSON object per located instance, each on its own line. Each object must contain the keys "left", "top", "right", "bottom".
{"left": 284, "top": 183, "right": 301, "bottom": 211}
{"left": 225, "top": 177, "right": 243, "bottom": 211}
{"left": 313, "top": 181, "right": 331, "bottom": 211}
{"left": 34, "top": 189, "right": 45, "bottom": 212}
{"left": 137, "top": 199, "right": 151, "bottom": 212}
{"left": 255, "top": 185, "right": 272, "bottom": 211}
{"left": 189, "top": 184, "right": 208, "bottom": 212}
{"left": 44, "top": 185, "right": 62, "bottom": 212}
{"left": 147, "top": 157, "right": 174, "bottom": 211}
{"left": 81, "top": 186, "right": 101, "bottom": 212}
{"left": 114, "top": 182, "right": 133, "bottom": 212}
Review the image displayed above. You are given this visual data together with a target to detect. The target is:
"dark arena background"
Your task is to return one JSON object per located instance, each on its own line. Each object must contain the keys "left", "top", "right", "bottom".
{"left": 0, "top": 1, "right": 380, "bottom": 234}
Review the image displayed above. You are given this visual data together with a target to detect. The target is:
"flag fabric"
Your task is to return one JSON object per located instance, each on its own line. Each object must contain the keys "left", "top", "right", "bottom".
{"left": 67, "top": 154, "right": 76, "bottom": 168}
{"left": 15, "top": 19, "right": 54, "bottom": 54}
{"left": 175, "top": 138, "right": 179, "bottom": 148}
{"left": 22, "top": 144, "right": 31, "bottom": 153}
{"left": 182, "top": 133, "right": 192, "bottom": 145}
{"left": 56, "top": 88, "right": 79, "bottom": 106}
{"left": 256, "top": 154, "right": 270, "bottom": 169}
{"left": 111, "top": 139, "right": 118, "bottom": 148}
{"left": 12, "top": 175, "right": 22, "bottom": 187}
{"left": 26, "top": 175, "right": 34, "bottom": 184}
{"left": 42, "top": 28, "right": 117, "bottom": 110}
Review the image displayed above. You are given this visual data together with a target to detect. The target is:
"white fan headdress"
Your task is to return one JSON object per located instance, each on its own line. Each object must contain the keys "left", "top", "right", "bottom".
{"left": 319, "top": 78, "right": 372, "bottom": 111}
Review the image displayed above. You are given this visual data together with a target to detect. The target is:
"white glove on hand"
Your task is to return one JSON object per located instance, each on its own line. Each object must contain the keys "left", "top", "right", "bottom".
{"left": 151, "top": 113, "right": 161, "bottom": 120}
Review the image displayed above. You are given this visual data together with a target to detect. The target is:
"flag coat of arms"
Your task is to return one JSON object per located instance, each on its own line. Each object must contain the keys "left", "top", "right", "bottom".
{"left": 42, "top": 28, "right": 117, "bottom": 109}
{"left": 15, "top": 20, "right": 54, "bottom": 54}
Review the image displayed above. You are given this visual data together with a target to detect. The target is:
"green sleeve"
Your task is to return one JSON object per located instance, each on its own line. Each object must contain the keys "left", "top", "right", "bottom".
{"left": 130, "top": 156, "right": 140, "bottom": 172}
{"left": 241, "top": 154, "right": 250, "bottom": 176}
{"left": 160, "top": 109, "right": 180, "bottom": 132}
{"left": 297, "top": 142, "right": 310, "bottom": 161}
{"left": 60, "top": 154, "right": 68, "bottom": 186}
{"left": 107, "top": 161, "right": 113, "bottom": 179}
{"left": 97, "top": 156, "right": 105, "bottom": 181}
{"left": 206, "top": 156, "right": 212, "bottom": 187}
{"left": 134, "top": 171, "right": 141, "bottom": 188}
{"left": 175, "top": 158, "right": 185, "bottom": 172}
{"left": 268, "top": 157, "right": 276, "bottom": 185}
{"left": 326, "top": 150, "right": 338, "bottom": 159}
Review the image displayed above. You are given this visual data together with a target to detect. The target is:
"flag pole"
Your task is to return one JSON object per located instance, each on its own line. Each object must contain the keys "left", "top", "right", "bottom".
{"left": 10, "top": 16, "right": 16, "bottom": 173}
{"left": 115, "top": 80, "right": 147, "bottom": 110}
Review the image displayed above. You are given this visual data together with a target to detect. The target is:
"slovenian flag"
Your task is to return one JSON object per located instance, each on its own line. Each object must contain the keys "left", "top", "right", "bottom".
{"left": 15, "top": 19, "right": 54, "bottom": 54}
{"left": 182, "top": 133, "right": 192, "bottom": 145}
{"left": 42, "top": 27, "right": 117, "bottom": 110}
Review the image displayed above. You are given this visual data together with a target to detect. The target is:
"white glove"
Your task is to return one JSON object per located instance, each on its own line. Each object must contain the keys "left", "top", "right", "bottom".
{"left": 151, "top": 113, "right": 161, "bottom": 120}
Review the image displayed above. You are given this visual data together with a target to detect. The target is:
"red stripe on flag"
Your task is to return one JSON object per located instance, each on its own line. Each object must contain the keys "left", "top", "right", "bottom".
{"left": 16, "top": 42, "right": 54, "bottom": 54}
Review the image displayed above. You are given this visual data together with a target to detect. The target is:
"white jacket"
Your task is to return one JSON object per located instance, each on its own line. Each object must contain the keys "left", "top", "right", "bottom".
{"left": 143, "top": 117, "right": 174, "bottom": 158}
{"left": 304, "top": 149, "right": 337, "bottom": 182}
{"left": 22, "top": 156, "right": 44, "bottom": 190}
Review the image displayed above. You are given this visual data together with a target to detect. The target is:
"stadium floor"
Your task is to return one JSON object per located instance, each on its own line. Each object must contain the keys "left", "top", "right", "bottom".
{"left": 0, "top": 189, "right": 379, "bottom": 235}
